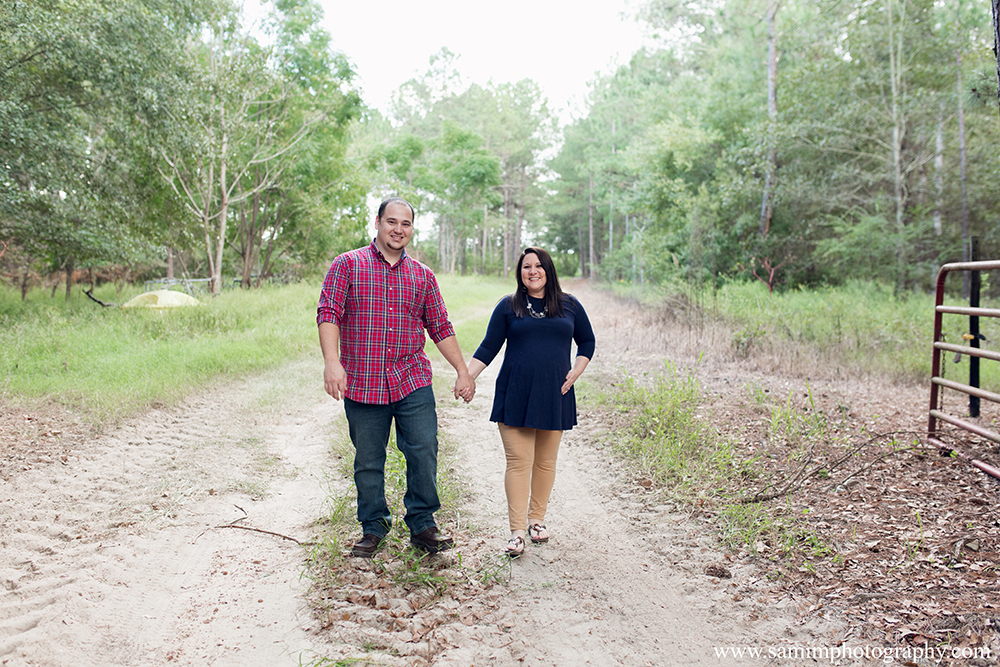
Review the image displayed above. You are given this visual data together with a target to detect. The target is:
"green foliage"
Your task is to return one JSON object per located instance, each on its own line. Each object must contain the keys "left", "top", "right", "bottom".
{"left": 601, "top": 365, "right": 733, "bottom": 497}
{"left": 430, "top": 274, "right": 511, "bottom": 356}
{"left": 768, "top": 386, "right": 828, "bottom": 448}
{"left": 715, "top": 279, "right": 938, "bottom": 380}
{"left": 717, "top": 503, "right": 830, "bottom": 559}
{"left": 731, "top": 321, "right": 767, "bottom": 360}
{"left": 544, "top": 0, "right": 1000, "bottom": 291}
{"left": 0, "top": 0, "right": 364, "bottom": 293}
{"left": 6, "top": 0, "right": 999, "bottom": 307}
{"left": 0, "top": 0, "right": 223, "bottom": 267}
{"left": 0, "top": 282, "right": 318, "bottom": 421}
{"left": 355, "top": 53, "right": 555, "bottom": 274}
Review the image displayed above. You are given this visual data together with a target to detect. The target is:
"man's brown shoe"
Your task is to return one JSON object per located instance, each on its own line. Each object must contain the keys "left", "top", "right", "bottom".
{"left": 351, "top": 534, "right": 384, "bottom": 558}
{"left": 410, "top": 527, "right": 454, "bottom": 553}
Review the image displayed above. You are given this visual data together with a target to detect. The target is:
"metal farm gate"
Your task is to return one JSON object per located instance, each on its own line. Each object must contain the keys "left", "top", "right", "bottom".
{"left": 927, "top": 259, "right": 1000, "bottom": 481}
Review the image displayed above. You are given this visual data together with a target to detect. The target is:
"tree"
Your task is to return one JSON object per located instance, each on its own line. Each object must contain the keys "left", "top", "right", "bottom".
{"left": 228, "top": 0, "right": 363, "bottom": 287}
{"left": 0, "top": 0, "right": 224, "bottom": 296}
{"left": 156, "top": 8, "right": 335, "bottom": 294}
{"left": 369, "top": 53, "right": 553, "bottom": 275}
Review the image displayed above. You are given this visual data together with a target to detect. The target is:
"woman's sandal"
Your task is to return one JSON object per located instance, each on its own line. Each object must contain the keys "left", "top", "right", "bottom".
{"left": 528, "top": 523, "right": 549, "bottom": 544}
{"left": 506, "top": 535, "right": 525, "bottom": 557}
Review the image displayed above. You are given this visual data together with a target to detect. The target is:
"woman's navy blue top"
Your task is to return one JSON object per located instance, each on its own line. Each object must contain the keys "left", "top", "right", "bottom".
{"left": 472, "top": 294, "right": 596, "bottom": 431}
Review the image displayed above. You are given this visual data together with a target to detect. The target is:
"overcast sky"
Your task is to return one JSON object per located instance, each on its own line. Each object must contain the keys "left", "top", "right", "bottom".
{"left": 309, "top": 0, "right": 653, "bottom": 125}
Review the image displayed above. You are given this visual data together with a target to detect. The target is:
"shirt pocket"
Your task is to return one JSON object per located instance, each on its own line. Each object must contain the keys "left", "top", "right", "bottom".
{"left": 393, "top": 275, "right": 425, "bottom": 324}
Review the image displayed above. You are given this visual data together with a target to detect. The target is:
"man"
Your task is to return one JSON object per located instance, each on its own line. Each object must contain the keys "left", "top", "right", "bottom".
{"left": 317, "top": 197, "right": 475, "bottom": 558}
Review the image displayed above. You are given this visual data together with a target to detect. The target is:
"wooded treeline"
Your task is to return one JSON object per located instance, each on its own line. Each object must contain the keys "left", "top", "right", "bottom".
{"left": 548, "top": 0, "right": 1000, "bottom": 291}
{"left": 1, "top": 0, "right": 366, "bottom": 296}
{"left": 3, "top": 0, "right": 1000, "bottom": 296}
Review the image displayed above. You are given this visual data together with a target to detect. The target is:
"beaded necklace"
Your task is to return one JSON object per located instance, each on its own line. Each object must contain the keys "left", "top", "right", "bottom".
{"left": 525, "top": 295, "right": 548, "bottom": 319}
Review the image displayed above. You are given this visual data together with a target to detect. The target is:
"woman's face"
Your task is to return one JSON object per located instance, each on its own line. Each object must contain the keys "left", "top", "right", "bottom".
{"left": 520, "top": 253, "right": 547, "bottom": 298}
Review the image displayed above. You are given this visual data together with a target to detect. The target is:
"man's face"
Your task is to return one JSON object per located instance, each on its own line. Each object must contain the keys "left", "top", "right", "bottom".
{"left": 374, "top": 202, "right": 414, "bottom": 252}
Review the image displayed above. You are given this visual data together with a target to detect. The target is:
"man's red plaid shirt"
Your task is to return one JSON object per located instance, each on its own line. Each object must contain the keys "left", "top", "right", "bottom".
{"left": 317, "top": 241, "right": 456, "bottom": 404}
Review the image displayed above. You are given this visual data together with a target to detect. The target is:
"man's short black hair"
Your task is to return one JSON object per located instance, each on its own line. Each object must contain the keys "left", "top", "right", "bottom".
{"left": 377, "top": 197, "right": 415, "bottom": 220}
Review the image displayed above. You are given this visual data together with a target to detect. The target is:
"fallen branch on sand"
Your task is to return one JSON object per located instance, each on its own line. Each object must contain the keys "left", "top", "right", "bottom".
{"left": 195, "top": 507, "right": 312, "bottom": 545}
{"left": 209, "top": 523, "right": 306, "bottom": 544}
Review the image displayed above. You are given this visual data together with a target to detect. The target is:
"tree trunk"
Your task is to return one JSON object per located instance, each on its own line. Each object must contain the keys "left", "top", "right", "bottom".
{"left": 609, "top": 119, "right": 616, "bottom": 258}
{"left": 502, "top": 185, "right": 514, "bottom": 278}
{"left": 992, "top": 0, "right": 1000, "bottom": 120}
{"left": 609, "top": 183, "right": 614, "bottom": 258}
{"left": 758, "top": 0, "right": 779, "bottom": 237}
{"left": 213, "top": 120, "right": 229, "bottom": 296}
{"left": 888, "top": 0, "right": 908, "bottom": 293}
{"left": 442, "top": 221, "right": 449, "bottom": 273}
{"left": 64, "top": 255, "right": 74, "bottom": 302}
{"left": 481, "top": 204, "right": 488, "bottom": 274}
{"left": 259, "top": 198, "right": 282, "bottom": 283}
{"left": 588, "top": 174, "right": 596, "bottom": 281}
{"left": 958, "top": 48, "right": 970, "bottom": 298}
{"left": 933, "top": 99, "right": 945, "bottom": 236}
{"left": 202, "top": 158, "right": 217, "bottom": 290}
{"left": 514, "top": 171, "right": 526, "bottom": 258}
{"left": 240, "top": 182, "right": 263, "bottom": 289}
{"left": 21, "top": 263, "right": 29, "bottom": 301}
{"left": 167, "top": 247, "right": 175, "bottom": 279}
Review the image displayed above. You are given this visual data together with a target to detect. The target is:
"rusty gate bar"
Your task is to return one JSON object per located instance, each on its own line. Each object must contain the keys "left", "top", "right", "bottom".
{"left": 936, "top": 305, "right": 1000, "bottom": 317}
{"left": 928, "top": 410, "right": 1000, "bottom": 445}
{"left": 927, "top": 260, "right": 1000, "bottom": 481}
{"left": 932, "top": 377, "right": 1000, "bottom": 404}
{"left": 933, "top": 342, "right": 1000, "bottom": 363}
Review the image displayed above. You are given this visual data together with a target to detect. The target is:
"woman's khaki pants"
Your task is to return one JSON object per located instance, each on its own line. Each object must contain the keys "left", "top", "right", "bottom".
{"left": 497, "top": 423, "right": 563, "bottom": 532}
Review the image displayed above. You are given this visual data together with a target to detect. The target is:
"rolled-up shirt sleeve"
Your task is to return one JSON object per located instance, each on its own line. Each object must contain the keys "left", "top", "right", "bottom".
{"left": 317, "top": 255, "right": 350, "bottom": 326}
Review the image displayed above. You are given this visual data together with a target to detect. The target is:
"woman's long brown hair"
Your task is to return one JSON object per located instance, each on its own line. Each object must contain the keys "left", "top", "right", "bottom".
{"left": 510, "top": 247, "right": 567, "bottom": 318}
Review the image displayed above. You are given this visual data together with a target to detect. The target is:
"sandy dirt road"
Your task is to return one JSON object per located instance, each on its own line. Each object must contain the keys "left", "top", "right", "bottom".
{"left": 1, "top": 282, "right": 862, "bottom": 666}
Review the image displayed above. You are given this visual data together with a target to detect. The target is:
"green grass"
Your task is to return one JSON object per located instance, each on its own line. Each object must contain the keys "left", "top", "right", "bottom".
{"left": 716, "top": 280, "right": 934, "bottom": 379}
{"left": 0, "top": 273, "right": 512, "bottom": 424}
{"left": 598, "top": 360, "right": 843, "bottom": 567}
{"left": 716, "top": 502, "right": 830, "bottom": 560}
{"left": 600, "top": 363, "right": 735, "bottom": 499}
{"left": 429, "top": 273, "right": 511, "bottom": 359}
{"left": 717, "top": 279, "right": 1000, "bottom": 385}
{"left": 611, "top": 277, "right": 1000, "bottom": 386}
{"left": 0, "top": 281, "right": 319, "bottom": 422}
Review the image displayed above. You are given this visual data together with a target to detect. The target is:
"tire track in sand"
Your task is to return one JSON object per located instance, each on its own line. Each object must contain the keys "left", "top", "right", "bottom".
{"left": 0, "top": 355, "right": 340, "bottom": 666}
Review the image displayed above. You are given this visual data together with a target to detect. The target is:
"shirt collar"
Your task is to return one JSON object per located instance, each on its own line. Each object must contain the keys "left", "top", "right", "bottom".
{"left": 369, "top": 239, "right": 407, "bottom": 267}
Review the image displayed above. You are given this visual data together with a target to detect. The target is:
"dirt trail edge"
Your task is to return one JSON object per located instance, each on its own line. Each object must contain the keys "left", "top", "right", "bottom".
{"left": 433, "top": 282, "right": 849, "bottom": 666}
{"left": 1, "top": 357, "right": 335, "bottom": 666}
{"left": 2, "top": 283, "right": 850, "bottom": 667}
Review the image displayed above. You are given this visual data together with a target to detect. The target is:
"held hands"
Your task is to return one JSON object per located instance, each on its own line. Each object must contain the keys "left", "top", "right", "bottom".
{"left": 324, "top": 360, "right": 348, "bottom": 400}
{"left": 453, "top": 371, "right": 476, "bottom": 403}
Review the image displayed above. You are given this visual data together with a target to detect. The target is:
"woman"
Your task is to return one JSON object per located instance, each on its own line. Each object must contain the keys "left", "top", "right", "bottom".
{"left": 467, "top": 247, "right": 595, "bottom": 557}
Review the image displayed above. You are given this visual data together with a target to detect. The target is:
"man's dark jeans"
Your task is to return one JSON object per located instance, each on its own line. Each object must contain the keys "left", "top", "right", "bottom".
{"left": 344, "top": 385, "right": 440, "bottom": 538}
